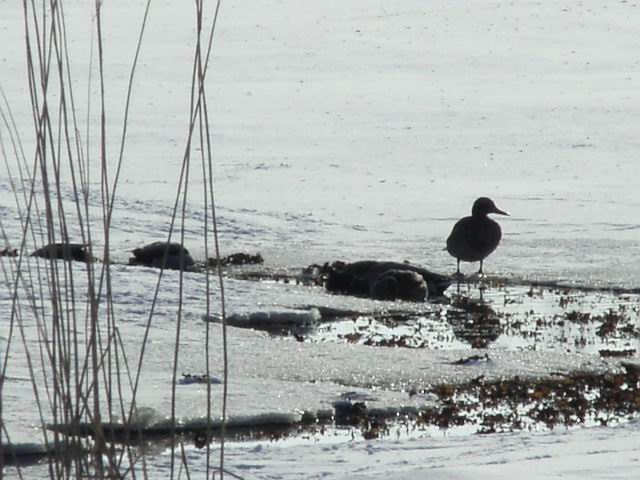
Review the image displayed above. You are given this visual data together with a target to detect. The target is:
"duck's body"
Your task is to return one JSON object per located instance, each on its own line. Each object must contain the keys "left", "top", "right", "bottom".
{"left": 447, "top": 215, "right": 502, "bottom": 263}
{"left": 447, "top": 197, "right": 508, "bottom": 275}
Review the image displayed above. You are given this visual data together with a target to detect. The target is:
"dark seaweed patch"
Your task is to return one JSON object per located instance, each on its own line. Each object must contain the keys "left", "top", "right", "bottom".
{"left": 300, "top": 284, "right": 640, "bottom": 354}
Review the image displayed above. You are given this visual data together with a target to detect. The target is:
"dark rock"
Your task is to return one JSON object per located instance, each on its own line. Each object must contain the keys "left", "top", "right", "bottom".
{"left": 320, "top": 260, "right": 450, "bottom": 301}
{"left": 129, "top": 242, "right": 194, "bottom": 270}
{"left": 370, "top": 269, "right": 427, "bottom": 301}
{"left": 31, "top": 243, "right": 92, "bottom": 262}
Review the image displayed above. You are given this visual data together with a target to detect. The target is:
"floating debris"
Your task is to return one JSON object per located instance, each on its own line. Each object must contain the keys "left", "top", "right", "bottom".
{"left": 205, "top": 309, "right": 321, "bottom": 336}
{"left": 228, "top": 270, "right": 301, "bottom": 284}
{"left": 564, "top": 311, "right": 591, "bottom": 323}
{"left": 451, "top": 353, "right": 491, "bottom": 366}
{"left": 177, "top": 373, "right": 222, "bottom": 385}
{"left": 208, "top": 252, "right": 264, "bottom": 266}
{"left": 599, "top": 349, "right": 636, "bottom": 358}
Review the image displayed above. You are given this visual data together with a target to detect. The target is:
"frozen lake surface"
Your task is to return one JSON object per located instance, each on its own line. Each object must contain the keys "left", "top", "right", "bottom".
{"left": 1, "top": 0, "right": 640, "bottom": 478}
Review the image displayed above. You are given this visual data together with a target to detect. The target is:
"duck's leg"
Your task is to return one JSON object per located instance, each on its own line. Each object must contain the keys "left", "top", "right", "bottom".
{"left": 477, "top": 260, "right": 484, "bottom": 276}
{"left": 453, "top": 259, "right": 464, "bottom": 281}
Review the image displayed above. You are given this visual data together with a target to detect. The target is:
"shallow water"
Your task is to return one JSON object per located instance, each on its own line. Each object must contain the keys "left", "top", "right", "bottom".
{"left": 2, "top": 0, "right": 640, "bottom": 478}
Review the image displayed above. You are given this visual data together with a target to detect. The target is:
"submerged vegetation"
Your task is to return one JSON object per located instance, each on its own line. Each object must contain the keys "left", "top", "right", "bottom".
{"left": 28, "top": 362, "right": 640, "bottom": 450}
{"left": 1, "top": 1, "right": 640, "bottom": 479}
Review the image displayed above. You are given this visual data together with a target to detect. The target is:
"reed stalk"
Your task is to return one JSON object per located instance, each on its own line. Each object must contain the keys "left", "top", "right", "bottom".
{"left": 1, "top": 1, "right": 230, "bottom": 478}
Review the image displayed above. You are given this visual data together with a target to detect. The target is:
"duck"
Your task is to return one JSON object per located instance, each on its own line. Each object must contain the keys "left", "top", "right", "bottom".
{"left": 446, "top": 197, "right": 509, "bottom": 276}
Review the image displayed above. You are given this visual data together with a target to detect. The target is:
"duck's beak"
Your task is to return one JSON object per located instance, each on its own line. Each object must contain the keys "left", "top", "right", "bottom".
{"left": 493, "top": 206, "right": 509, "bottom": 216}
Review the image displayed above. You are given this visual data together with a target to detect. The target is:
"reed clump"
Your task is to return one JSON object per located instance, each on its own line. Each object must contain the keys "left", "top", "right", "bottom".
{"left": 0, "top": 1, "right": 229, "bottom": 478}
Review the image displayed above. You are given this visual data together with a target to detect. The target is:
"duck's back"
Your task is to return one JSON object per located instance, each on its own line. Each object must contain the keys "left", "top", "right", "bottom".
{"left": 446, "top": 216, "right": 502, "bottom": 262}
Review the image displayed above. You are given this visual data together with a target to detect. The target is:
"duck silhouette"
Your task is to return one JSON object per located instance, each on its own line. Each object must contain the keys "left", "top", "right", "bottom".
{"left": 446, "top": 197, "right": 509, "bottom": 276}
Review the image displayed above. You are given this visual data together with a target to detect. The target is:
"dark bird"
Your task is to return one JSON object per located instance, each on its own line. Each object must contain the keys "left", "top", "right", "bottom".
{"left": 446, "top": 197, "right": 509, "bottom": 276}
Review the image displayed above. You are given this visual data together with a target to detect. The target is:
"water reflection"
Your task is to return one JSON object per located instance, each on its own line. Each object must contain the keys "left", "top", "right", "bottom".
{"left": 446, "top": 293, "right": 501, "bottom": 348}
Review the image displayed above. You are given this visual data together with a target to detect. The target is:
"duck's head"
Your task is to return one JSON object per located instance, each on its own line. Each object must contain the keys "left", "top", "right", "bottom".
{"left": 472, "top": 197, "right": 509, "bottom": 217}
